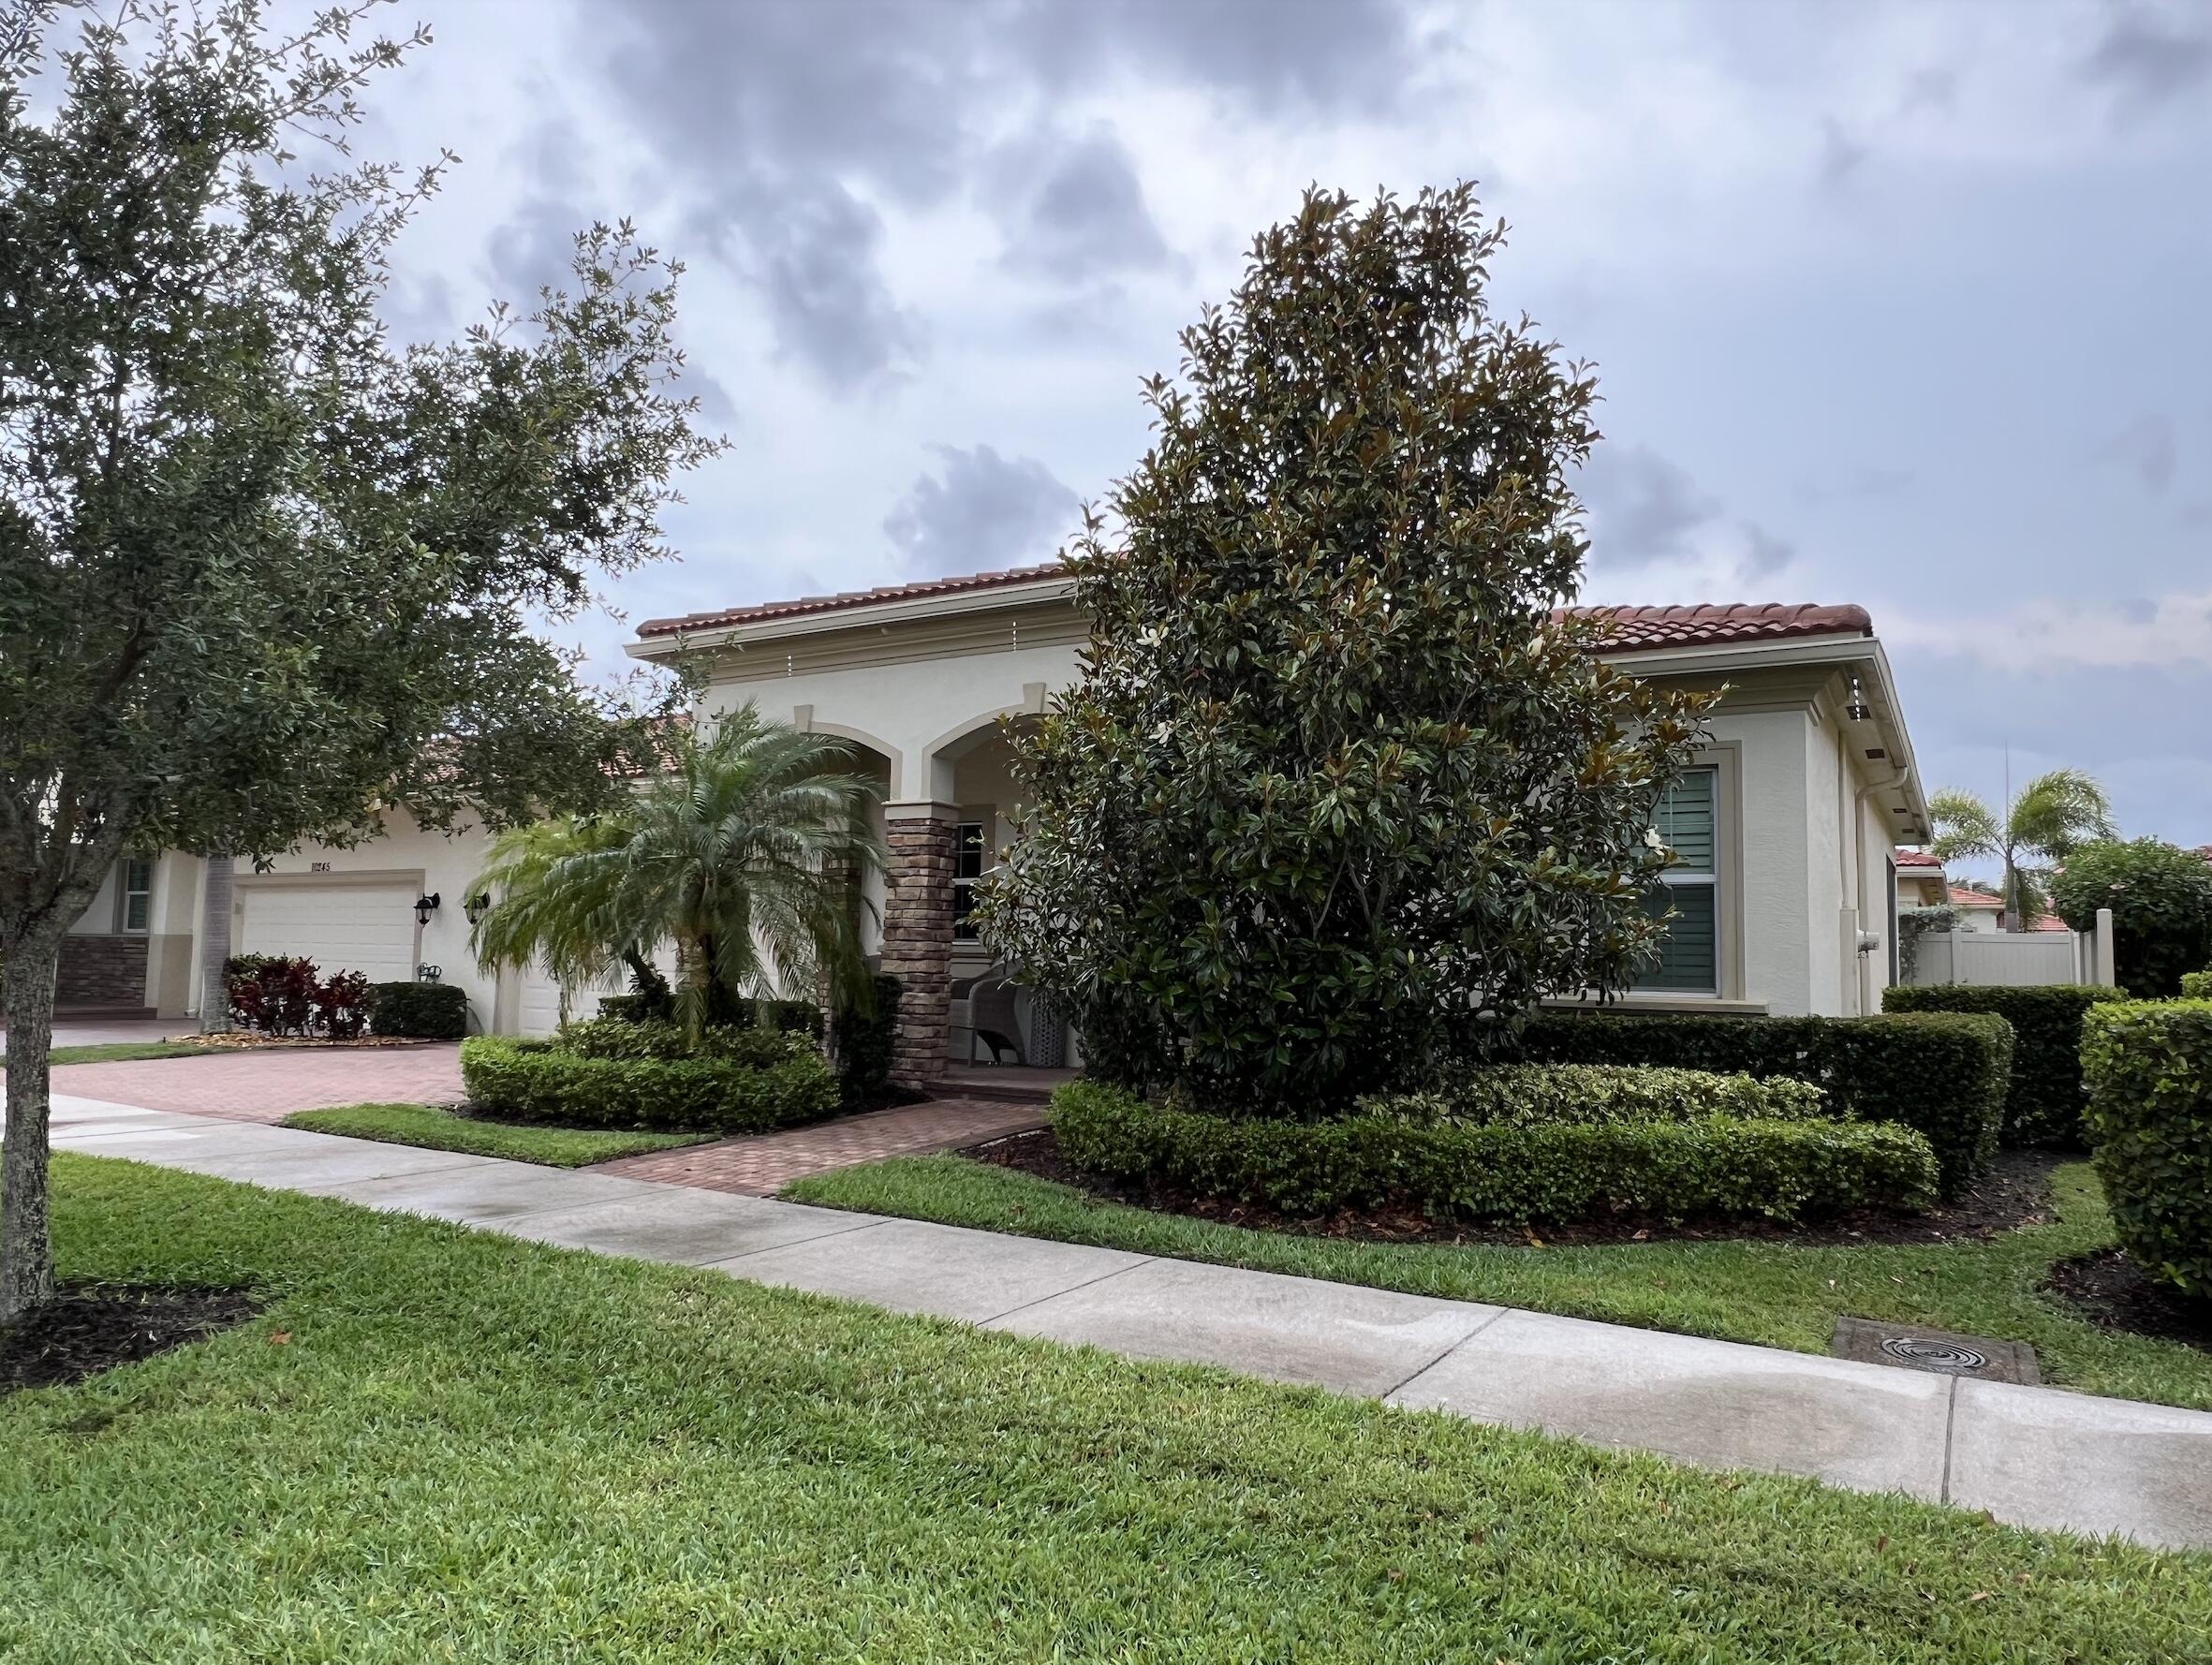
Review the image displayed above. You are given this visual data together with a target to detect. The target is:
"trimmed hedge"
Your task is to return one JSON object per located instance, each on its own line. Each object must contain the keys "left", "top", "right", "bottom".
{"left": 2182, "top": 971, "right": 2212, "bottom": 1001}
{"left": 2081, "top": 999, "right": 2212, "bottom": 1296}
{"left": 1363, "top": 1063, "right": 1828, "bottom": 1127}
{"left": 1880, "top": 983, "right": 2130, "bottom": 1147}
{"left": 1509, "top": 1010, "right": 2011, "bottom": 1197}
{"left": 1054, "top": 1081, "right": 1938, "bottom": 1224}
{"left": 592, "top": 974, "right": 901, "bottom": 1109}
{"left": 555, "top": 1018, "right": 803, "bottom": 1068}
{"left": 461, "top": 1035, "right": 838, "bottom": 1134}
{"left": 367, "top": 980, "right": 469, "bottom": 1039}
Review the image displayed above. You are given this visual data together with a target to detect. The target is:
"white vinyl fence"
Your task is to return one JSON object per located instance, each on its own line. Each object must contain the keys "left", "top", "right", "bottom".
{"left": 1907, "top": 907, "right": 2117, "bottom": 989}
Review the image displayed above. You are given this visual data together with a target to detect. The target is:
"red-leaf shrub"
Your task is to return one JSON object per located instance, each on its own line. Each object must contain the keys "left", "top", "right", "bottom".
{"left": 225, "top": 955, "right": 372, "bottom": 1039}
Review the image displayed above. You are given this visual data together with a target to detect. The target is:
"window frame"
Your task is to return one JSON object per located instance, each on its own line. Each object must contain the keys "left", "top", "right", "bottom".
{"left": 119, "top": 855, "right": 155, "bottom": 935}
{"left": 951, "top": 819, "right": 987, "bottom": 942}
{"left": 1634, "top": 764, "right": 1721, "bottom": 996}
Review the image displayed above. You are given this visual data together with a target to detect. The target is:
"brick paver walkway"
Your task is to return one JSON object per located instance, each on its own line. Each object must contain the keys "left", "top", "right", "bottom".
{"left": 598, "top": 1096, "right": 1046, "bottom": 1195}
{"left": 50, "top": 1043, "right": 465, "bottom": 1123}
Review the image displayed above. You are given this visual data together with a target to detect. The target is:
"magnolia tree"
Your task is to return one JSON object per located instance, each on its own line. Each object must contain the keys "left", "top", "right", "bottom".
{"left": 976, "top": 184, "right": 1709, "bottom": 1113}
{"left": 0, "top": 2, "right": 721, "bottom": 1318}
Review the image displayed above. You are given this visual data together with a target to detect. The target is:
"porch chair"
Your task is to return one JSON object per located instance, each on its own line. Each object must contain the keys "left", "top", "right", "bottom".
{"left": 950, "top": 966, "right": 1026, "bottom": 1066}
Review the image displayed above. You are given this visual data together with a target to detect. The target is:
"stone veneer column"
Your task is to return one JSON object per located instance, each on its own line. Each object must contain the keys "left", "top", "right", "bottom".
{"left": 880, "top": 802, "right": 958, "bottom": 1090}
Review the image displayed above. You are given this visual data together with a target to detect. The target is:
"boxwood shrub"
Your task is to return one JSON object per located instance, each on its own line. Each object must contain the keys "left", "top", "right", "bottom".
{"left": 1880, "top": 983, "right": 2130, "bottom": 1147}
{"left": 594, "top": 975, "right": 902, "bottom": 1109}
{"left": 1053, "top": 1081, "right": 1937, "bottom": 1224}
{"left": 1363, "top": 1063, "right": 1827, "bottom": 1127}
{"left": 366, "top": 980, "right": 468, "bottom": 1039}
{"left": 1508, "top": 1009, "right": 2010, "bottom": 1197}
{"left": 2081, "top": 998, "right": 2212, "bottom": 1296}
{"left": 461, "top": 1034, "right": 838, "bottom": 1134}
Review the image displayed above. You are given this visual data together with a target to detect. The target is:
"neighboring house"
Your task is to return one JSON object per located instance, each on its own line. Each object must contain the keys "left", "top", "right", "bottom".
{"left": 628, "top": 566, "right": 1932, "bottom": 1086}
{"left": 68, "top": 812, "right": 520, "bottom": 1030}
{"left": 87, "top": 566, "right": 1934, "bottom": 1082}
{"left": 1895, "top": 848, "right": 1947, "bottom": 907}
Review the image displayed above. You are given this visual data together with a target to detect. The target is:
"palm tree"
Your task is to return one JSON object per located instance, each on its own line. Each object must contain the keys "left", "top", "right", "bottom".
{"left": 1929, "top": 768, "right": 2115, "bottom": 930}
{"left": 469, "top": 705, "right": 886, "bottom": 1039}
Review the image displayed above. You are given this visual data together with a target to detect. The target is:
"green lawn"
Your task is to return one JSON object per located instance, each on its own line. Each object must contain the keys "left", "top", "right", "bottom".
{"left": 280, "top": 1102, "right": 712, "bottom": 1167}
{"left": 0, "top": 1157, "right": 2202, "bottom": 1662}
{"left": 788, "top": 1155, "right": 2212, "bottom": 1412}
{"left": 7, "top": 1041, "right": 214, "bottom": 1068}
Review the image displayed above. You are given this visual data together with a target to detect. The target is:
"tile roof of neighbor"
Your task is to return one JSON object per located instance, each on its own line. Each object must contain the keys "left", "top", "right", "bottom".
{"left": 636, "top": 563, "right": 1878, "bottom": 646}
{"left": 1948, "top": 886, "right": 2004, "bottom": 908}
{"left": 1896, "top": 849, "right": 1942, "bottom": 868}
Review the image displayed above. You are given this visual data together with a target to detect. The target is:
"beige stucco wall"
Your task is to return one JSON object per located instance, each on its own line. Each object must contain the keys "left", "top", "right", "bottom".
{"left": 698, "top": 633, "right": 1899, "bottom": 1020}
{"left": 179, "top": 813, "right": 499, "bottom": 1032}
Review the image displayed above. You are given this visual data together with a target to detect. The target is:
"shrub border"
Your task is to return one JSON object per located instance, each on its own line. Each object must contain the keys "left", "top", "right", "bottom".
{"left": 1052, "top": 1081, "right": 1939, "bottom": 1225}
{"left": 460, "top": 1036, "right": 839, "bottom": 1134}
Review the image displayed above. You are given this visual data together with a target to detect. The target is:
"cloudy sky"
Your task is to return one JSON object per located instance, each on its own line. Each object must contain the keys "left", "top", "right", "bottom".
{"left": 348, "top": 0, "right": 2210, "bottom": 852}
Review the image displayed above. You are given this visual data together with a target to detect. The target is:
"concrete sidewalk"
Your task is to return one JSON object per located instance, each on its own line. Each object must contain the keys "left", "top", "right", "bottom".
{"left": 43, "top": 1093, "right": 2212, "bottom": 1550}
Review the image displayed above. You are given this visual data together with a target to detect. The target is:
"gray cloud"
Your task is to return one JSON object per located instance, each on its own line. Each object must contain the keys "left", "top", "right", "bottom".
{"left": 2080, "top": 5, "right": 2212, "bottom": 111}
{"left": 747, "top": 184, "right": 924, "bottom": 394}
{"left": 1817, "top": 117, "right": 1867, "bottom": 190}
{"left": 591, "top": 0, "right": 1417, "bottom": 391}
{"left": 884, "top": 444, "right": 1079, "bottom": 578}
{"left": 1898, "top": 66, "right": 1958, "bottom": 115}
{"left": 997, "top": 125, "right": 1174, "bottom": 283}
{"left": 1582, "top": 445, "right": 1795, "bottom": 582}
{"left": 1795, "top": 465, "right": 1917, "bottom": 507}
{"left": 1743, "top": 524, "right": 1794, "bottom": 577}
{"left": 1011, "top": 0, "right": 1423, "bottom": 119}
{"left": 2096, "top": 413, "right": 2178, "bottom": 493}
{"left": 1581, "top": 446, "right": 1721, "bottom": 566}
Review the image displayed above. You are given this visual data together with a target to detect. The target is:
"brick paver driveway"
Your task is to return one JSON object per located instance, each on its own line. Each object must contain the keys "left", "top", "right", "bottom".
{"left": 52, "top": 1043, "right": 464, "bottom": 1124}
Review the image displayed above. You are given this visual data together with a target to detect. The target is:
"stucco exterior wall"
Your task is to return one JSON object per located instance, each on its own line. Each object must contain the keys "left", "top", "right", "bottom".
{"left": 183, "top": 814, "right": 498, "bottom": 1033}
{"left": 707, "top": 636, "right": 1084, "bottom": 808}
{"left": 1704, "top": 706, "right": 1819, "bottom": 1015}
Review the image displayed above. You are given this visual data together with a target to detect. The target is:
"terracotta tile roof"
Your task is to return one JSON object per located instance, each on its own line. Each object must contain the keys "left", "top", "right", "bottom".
{"left": 638, "top": 564, "right": 1069, "bottom": 637}
{"left": 1895, "top": 849, "right": 1942, "bottom": 868}
{"left": 1571, "top": 602, "right": 1873, "bottom": 650}
{"left": 1948, "top": 885, "right": 2003, "bottom": 908}
{"left": 637, "top": 565, "right": 1877, "bottom": 648}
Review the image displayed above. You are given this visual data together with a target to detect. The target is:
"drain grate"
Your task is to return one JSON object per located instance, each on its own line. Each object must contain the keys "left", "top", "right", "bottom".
{"left": 1833, "top": 1317, "right": 2039, "bottom": 1384}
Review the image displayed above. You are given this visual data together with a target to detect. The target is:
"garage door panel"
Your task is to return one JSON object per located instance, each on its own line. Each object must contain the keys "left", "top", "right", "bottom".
{"left": 240, "top": 886, "right": 416, "bottom": 984}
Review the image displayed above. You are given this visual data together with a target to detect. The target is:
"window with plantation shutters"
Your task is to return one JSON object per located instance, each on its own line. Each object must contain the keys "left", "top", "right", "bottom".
{"left": 1636, "top": 767, "right": 1718, "bottom": 993}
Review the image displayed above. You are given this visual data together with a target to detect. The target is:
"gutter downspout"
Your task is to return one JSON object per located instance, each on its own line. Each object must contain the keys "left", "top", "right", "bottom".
{"left": 1854, "top": 758, "right": 1913, "bottom": 1013}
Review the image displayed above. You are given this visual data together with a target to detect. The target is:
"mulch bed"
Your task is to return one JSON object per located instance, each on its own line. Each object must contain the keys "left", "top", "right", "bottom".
{"left": 169, "top": 1033, "right": 433, "bottom": 1051}
{"left": 965, "top": 1127, "right": 2063, "bottom": 1249}
{"left": 2042, "top": 1251, "right": 2212, "bottom": 1354}
{"left": 1, "top": 1282, "right": 258, "bottom": 1395}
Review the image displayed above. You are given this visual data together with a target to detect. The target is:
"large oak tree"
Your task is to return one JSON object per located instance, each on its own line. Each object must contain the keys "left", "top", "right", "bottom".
{"left": 0, "top": 0, "right": 721, "bottom": 1317}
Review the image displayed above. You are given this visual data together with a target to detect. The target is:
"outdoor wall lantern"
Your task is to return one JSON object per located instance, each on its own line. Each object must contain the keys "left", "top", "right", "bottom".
{"left": 464, "top": 891, "right": 492, "bottom": 926}
{"left": 414, "top": 891, "right": 441, "bottom": 928}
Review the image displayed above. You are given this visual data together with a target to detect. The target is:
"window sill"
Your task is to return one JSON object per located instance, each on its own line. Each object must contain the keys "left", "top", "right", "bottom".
{"left": 1541, "top": 994, "right": 1770, "bottom": 1017}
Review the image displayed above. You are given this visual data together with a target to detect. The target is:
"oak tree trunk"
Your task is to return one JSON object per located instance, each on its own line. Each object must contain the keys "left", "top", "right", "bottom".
{"left": 1, "top": 932, "right": 61, "bottom": 1320}
{"left": 199, "top": 852, "right": 233, "bottom": 1033}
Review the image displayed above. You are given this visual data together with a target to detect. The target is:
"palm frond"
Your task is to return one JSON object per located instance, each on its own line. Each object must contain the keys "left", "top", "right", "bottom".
{"left": 2009, "top": 768, "right": 2116, "bottom": 862}
{"left": 1928, "top": 788, "right": 2000, "bottom": 863}
{"left": 470, "top": 701, "right": 887, "bottom": 1041}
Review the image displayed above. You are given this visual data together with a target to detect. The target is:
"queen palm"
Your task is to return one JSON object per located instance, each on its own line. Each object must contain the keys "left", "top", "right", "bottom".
{"left": 1928, "top": 768, "right": 2115, "bottom": 930}
{"left": 470, "top": 706, "right": 886, "bottom": 1039}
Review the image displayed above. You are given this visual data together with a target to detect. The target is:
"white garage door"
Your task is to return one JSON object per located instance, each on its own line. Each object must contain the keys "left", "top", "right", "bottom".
{"left": 516, "top": 963, "right": 619, "bottom": 1038}
{"left": 239, "top": 884, "right": 417, "bottom": 983}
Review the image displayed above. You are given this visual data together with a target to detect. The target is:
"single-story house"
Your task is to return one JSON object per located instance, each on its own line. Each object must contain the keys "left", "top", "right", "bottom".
{"left": 74, "top": 564, "right": 1933, "bottom": 1090}
{"left": 1893, "top": 851, "right": 2006, "bottom": 934}
{"left": 627, "top": 565, "right": 1932, "bottom": 1086}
